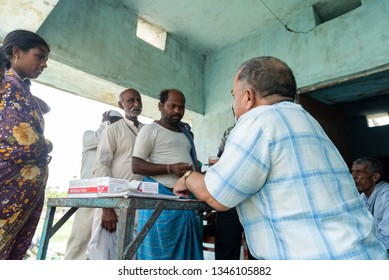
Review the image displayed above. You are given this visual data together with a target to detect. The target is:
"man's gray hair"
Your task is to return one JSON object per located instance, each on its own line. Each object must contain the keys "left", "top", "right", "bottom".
{"left": 237, "top": 56, "right": 296, "bottom": 99}
{"left": 353, "top": 157, "right": 383, "bottom": 175}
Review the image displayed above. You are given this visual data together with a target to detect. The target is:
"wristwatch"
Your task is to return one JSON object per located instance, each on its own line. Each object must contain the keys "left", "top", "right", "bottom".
{"left": 182, "top": 170, "right": 193, "bottom": 185}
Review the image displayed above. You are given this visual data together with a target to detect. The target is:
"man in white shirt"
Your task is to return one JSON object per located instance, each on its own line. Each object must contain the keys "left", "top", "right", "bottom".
{"left": 352, "top": 157, "right": 389, "bottom": 254}
{"left": 132, "top": 89, "right": 203, "bottom": 260}
{"left": 64, "top": 110, "right": 122, "bottom": 259}
{"left": 88, "top": 88, "right": 143, "bottom": 259}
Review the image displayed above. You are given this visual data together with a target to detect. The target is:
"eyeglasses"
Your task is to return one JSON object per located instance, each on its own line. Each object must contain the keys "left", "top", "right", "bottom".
{"left": 47, "top": 155, "right": 52, "bottom": 164}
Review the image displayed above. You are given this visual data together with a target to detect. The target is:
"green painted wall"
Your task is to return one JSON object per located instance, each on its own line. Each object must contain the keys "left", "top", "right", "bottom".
{"left": 38, "top": 0, "right": 205, "bottom": 114}
{"left": 193, "top": 0, "right": 389, "bottom": 163}
{"left": 36, "top": 0, "right": 389, "bottom": 164}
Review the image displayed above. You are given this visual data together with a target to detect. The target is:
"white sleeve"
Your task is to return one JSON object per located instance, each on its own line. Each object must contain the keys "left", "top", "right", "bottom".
{"left": 82, "top": 121, "right": 109, "bottom": 151}
{"left": 92, "top": 126, "right": 116, "bottom": 177}
{"left": 132, "top": 124, "right": 155, "bottom": 160}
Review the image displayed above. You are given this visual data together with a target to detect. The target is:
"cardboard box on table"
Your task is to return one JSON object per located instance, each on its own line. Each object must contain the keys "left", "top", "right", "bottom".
{"left": 68, "top": 177, "right": 159, "bottom": 198}
{"left": 68, "top": 177, "right": 131, "bottom": 198}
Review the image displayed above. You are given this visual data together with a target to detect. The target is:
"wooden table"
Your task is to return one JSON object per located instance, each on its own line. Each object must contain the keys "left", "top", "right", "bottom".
{"left": 37, "top": 195, "right": 211, "bottom": 260}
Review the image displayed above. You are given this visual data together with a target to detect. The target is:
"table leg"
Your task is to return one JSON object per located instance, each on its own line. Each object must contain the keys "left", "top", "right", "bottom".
{"left": 115, "top": 206, "right": 133, "bottom": 259}
{"left": 123, "top": 201, "right": 165, "bottom": 259}
{"left": 37, "top": 205, "right": 56, "bottom": 260}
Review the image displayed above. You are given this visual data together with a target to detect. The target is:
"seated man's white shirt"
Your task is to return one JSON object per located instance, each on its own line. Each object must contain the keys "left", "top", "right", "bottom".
{"left": 205, "top": 101, "right": 387, "bottom": 260}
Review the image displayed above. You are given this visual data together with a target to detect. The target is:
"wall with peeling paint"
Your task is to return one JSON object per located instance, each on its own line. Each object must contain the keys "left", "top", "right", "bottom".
{"left": 193, "top": 0, "right": 389, "bottom": 163}
{"left": 38, "top": 0, "right": 205, "bottom": 116}
{"left": 32, "top": 0, "right": 389, "bottom": 163}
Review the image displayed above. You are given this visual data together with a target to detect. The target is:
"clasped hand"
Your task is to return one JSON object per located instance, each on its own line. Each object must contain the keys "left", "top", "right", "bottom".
{"left": 173, "top": 176, "right": 191, "bottom": 198}
{"left": 169, "top": 162, "right": 193, "bottom": 177}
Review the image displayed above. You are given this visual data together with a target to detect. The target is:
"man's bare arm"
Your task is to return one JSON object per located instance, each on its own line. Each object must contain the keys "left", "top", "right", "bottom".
{"left": 132, "top": 156, "right": 193, "bottom": 177}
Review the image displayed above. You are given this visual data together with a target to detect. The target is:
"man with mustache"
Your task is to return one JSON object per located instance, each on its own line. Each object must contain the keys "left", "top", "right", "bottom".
{"left": 173, "top": 57, "right": 387, "bottom": 260}
{"left": 88, "top": 88, "right": 143, "bottom": 259}
{"left": 132, "top": 89, "right": 203, "bottom": 260}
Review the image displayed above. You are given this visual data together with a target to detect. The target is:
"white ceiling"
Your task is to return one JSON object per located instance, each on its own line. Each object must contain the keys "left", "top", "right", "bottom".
{"left": 2, "top": 0, "right": 377, "bottom": 119}
{"left": 121, "top": 0, "right": 361, "bottom": 54}
{"left": 2, "top": 0, "right": 362, "bottom": 54}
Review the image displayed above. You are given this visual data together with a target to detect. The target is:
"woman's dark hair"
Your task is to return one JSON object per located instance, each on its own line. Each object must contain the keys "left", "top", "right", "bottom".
{"left": 2, "top": 30, "right": 50, "bottom": 59}
{"left": 0, "top": 47, "right": 9, "bottom": 68}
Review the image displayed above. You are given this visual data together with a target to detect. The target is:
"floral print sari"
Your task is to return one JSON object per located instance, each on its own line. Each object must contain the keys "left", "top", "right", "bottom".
{"left": 0, "top": 69, "right": 52, "bottom": 259}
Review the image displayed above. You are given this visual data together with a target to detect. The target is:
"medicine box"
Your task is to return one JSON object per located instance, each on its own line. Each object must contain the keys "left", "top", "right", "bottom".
{"left": 138, "top": 181, "right": 159, "bottom": 194}
{"left": 68, "top": 177, "right": 130, "bottom": 198}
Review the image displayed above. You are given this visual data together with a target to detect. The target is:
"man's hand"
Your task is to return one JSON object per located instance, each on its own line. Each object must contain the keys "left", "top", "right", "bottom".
{"left": 170, "top": 162, "right": 193, "bottom": 177}
{"left": 173, "top": 171, "right": 229, "bottom": 211}
{"left": 101, "top": 208, "right": 118, "bottom": 232}
{"left": 173, "top": 176, "right": 191, "bottom": 198}
{"left": 102, "top": 111, "right": 111, "bottom": 123}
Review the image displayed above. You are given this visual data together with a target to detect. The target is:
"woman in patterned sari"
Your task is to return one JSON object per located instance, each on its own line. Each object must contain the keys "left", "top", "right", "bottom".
{"left": 0, "top": 30, "right": 52, "bottom": 259}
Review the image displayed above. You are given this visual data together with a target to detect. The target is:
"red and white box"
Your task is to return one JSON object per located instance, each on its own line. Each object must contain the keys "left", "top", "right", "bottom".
{"left": 138, "top": 181, "right": 159, "bottom": 194}
{"left": 68, "top": 177, "right": 130, "bottom": 198}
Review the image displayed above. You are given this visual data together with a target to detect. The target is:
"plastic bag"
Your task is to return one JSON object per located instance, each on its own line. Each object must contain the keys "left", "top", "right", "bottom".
{"left": 86, "top": 225, "right": 117, "bottom": 260}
